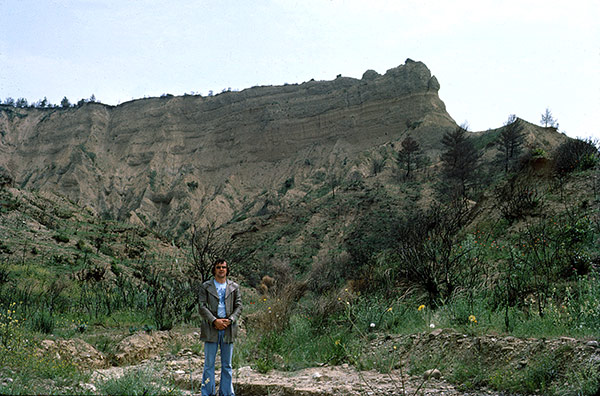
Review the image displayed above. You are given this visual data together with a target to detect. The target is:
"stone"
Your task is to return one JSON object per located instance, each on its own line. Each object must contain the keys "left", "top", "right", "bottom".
{"left": 423, "top": 368, "right": 442, "bottom": 380}
{"left": 361, "top": 70, "right": 380, "bottom": 81}
{"left": 560, "top": 337, "right": 576, "bottom": 343}
{"left": 430, "top": 328, "right": 444, "bottom": 337}
{"left": 80, "top": 383, "right": 97, "bottom": 392}
{"left": 519, "top": 359, "right": 528, "bottom": 367}
{"left": 428, "top": 75, "right": 440, "bottom": 92}
{"left": 37, "top": 337, "right": 109, "bottom": 369}
{"left": 114, "top": 330, "right": 172, "bottom": 365}
{"left": 236, "top": 366, "right": 253, "bottom": 376}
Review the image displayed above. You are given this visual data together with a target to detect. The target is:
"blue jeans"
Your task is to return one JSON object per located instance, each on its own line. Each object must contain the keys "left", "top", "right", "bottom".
{"left": 201, "top": 330, "right": 235, "bottom": 396}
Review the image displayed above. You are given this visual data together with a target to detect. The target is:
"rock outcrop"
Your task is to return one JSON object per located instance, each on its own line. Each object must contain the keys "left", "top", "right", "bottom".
{"left": 38, "top": 338, "right": 109, "bottom": 369}
{"left": 0, "top": 60, "right": 456, "bottom": 230}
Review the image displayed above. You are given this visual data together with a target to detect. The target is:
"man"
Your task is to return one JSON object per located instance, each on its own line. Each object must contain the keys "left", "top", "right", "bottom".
{"left": 198, "top": 259, "right": 242, "bottom": 396}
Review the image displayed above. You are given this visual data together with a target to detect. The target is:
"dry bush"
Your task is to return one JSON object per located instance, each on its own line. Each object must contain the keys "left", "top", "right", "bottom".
{"left": 495, "top": 178, "right": 543, "bottom": 221}
{"left": 307, "top": 251, "right": 352, "bottom": 294}
{"left": 307, "top": 286, "right": 356, "bottom": 328}
{"left": 257, "top": 275, "right": 275, "bottom": 295}
{"left": 246, "top": 259, "right": 307, "bottom": 333}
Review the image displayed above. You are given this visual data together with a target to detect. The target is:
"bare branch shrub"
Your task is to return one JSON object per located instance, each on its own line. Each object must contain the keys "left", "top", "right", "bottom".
{"left": 394, "top": 200, "right": 477, "bottom": 304}
{"left": 188, "top": 223, "right": 231, "bottom": 283}
{"left": 495, "top": 177, "right": 543, "bottom": 221}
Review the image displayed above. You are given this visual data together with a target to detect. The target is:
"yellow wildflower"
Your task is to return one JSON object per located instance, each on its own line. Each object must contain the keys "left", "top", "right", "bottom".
{"left": 418, "top": 305, "right": 425, "bottom": 311}
{"left": 468, "top": 315, "right": 477, "bottom": 323}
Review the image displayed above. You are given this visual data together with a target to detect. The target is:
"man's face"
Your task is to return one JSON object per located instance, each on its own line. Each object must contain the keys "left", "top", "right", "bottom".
{"left": 215, "top": 262, "right": 227, "bottom": 277}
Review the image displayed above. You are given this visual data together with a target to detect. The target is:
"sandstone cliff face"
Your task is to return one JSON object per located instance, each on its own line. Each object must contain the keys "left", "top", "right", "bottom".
{"left": 0, "top": 60, "right": 456, "bottom": 230}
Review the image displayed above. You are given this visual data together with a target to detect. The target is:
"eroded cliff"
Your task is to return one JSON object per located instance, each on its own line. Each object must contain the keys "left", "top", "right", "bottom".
{"left": 0, "top": 60, "right": 456, "bottom": 231}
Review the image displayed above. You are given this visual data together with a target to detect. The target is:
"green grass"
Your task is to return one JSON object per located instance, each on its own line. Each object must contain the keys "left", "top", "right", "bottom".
{"left": 96, "top": 366, "right": 182, "bottom": 396}
{"left": 0, "top": 327, "right": 90, "bottom": 395}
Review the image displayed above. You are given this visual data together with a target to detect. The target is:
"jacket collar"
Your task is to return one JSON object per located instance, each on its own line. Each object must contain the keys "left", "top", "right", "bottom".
{"left": 207, "top": 279, "right": 234, "bottom": 298}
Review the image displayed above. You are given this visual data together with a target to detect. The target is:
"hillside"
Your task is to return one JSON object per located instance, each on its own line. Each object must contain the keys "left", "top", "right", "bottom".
{"left": 0, "top": 59, "right": 599, "bottom": 395}
{"left": 0, "top": 59, "right": 563, "bottom": 238}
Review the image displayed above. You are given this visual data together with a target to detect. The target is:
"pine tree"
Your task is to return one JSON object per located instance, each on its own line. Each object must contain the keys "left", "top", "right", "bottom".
{"left": 497, "top": 115, "right": 525, "bottom": 173}
{"left": 398, "top": 136, "right": 421, "bottom": 179}
{"left": 440, "top": 124, "right": 480, "bottom": 198}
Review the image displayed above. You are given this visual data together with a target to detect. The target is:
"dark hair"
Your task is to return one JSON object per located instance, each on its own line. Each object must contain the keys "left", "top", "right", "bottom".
{"left": 212, "top": 258, "right": 228, "bottom": 276}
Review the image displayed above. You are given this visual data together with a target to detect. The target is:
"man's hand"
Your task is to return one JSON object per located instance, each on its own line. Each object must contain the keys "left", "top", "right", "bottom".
{"left": 213, "top": 318, "right": 231, "bottom": 330}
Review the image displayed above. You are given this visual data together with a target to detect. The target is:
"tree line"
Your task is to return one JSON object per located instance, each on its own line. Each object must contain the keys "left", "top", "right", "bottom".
{"left": 1, "top": 94, "right": 98, "bottom": 109}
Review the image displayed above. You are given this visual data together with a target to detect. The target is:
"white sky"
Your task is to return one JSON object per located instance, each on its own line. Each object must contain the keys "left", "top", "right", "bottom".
{"left": 1, "top": 0, "right": 598, "bottom": 139}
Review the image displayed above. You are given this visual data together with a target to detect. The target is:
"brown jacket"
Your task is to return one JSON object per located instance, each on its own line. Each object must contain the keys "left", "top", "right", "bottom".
{"left": 198, "top": 279, "right": 242, "bottom": 343}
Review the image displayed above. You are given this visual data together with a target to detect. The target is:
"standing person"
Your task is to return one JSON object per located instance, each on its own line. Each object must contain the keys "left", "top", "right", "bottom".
{"left": 198, "top": 259, "right": 242, "bottom": 396}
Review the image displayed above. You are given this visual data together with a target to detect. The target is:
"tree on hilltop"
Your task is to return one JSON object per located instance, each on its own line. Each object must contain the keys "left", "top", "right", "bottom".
{"left": 540, "top": 107, "right": 558, "bottom": 128}
{"left": 15, "top": 98, "right": 28, "bottom": 108}
{"left": 34, "top": 97, "right": 49, "bottom": 108}
{"left": 60, "top": 96, "right": 71, "bottom": 108}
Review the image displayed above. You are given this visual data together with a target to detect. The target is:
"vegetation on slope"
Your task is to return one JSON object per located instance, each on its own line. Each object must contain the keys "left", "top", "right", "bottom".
{"left": 0, "top": 131, "right": 599, "bottom": 395}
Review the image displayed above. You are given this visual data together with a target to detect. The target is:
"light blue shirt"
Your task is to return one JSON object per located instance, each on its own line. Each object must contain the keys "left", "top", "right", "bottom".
{"left": 213, "top": 279, "right": 227, "bottom": 318}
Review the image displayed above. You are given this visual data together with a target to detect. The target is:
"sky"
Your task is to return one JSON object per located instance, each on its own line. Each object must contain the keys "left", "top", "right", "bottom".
{"left": 1, "top": 0, "right": 598, "bottom": 139}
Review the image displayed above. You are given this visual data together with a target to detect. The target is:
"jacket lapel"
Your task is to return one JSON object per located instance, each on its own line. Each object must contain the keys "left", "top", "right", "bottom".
{"left": 207, "top": 281, "right": 219, "bottom": 298}
{"left": 225, "top": 281, "right": 235, "bottom": 298}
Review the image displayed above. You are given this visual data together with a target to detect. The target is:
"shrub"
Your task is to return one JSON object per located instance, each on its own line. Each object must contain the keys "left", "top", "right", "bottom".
{"left": 187, "top": 180, "right": 198, "bottom": 191}
{"left": 31, "top": 310, "right": 55, "bottom": 334}
{"left": 96, "top": 366, "right": 180, "bottom": 396}
{"left": 492, "top": 213, "right": 595, "bottom": 332}
{"left": 393, "top": 201, "right": 477, "bottom": 304}
{"left": 495, "top": 177, "right": 543, "bottom": 221}
{"left": 554, "top": 138, "right": 599, "bottom": 175}
{"left": 0, "top": 165, "right": 13, "bottom": 188}
{"left": 0, "top": 241, "right": 13, "bottom": 255}
{"left": 246, "top": 259, "right": 306, "bottom": 334}
{"left": 52, "top": 233, "right": 70, "bottom": 243}
{"left": 0, "top": 303, "right": 24, "bottom": 351}
{"left": 76, "top": 239, "right": 88, "bottom": 251}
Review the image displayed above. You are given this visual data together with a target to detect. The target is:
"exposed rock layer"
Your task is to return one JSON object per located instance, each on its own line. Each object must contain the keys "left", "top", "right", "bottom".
{"left": 0, "top": 60, "right": 456, "bottom": 229}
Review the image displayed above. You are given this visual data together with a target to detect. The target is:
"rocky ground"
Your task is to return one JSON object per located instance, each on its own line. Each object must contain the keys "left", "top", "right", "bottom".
{"left": 91, "top": 356, "right": 494, "bottom": 396}
{"left": 31, "top": 327, "right": 600, "bottom": 395}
